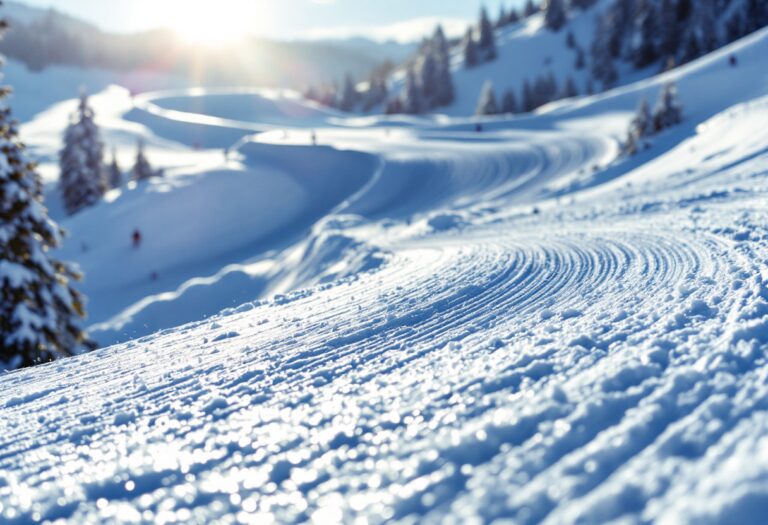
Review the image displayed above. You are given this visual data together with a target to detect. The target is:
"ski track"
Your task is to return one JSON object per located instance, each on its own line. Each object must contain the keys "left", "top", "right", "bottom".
{"left": 4, "top": 53, "right": 768, "bottom": 523}
{"left": 2, "top": 213, "right": 767, "bottom": 522}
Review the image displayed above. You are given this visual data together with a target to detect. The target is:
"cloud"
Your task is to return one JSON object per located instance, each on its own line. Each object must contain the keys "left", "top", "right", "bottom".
{"left": 304, "top": 16, "right": 470, "bottom": 44}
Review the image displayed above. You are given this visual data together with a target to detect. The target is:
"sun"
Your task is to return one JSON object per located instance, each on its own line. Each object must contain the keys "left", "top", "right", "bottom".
{"left": 159, "top": 0, "right": 262, "bottom": 46}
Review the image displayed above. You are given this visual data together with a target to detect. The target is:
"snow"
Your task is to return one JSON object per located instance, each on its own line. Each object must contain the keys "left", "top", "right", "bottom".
{"left": 0, "top": 19, "right": 768, "bottom": 525}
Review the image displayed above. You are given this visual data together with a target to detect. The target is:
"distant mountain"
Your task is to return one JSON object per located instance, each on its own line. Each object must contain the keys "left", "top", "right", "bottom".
{"left": 0, "top": 1, "right": 407, "bottom": 89}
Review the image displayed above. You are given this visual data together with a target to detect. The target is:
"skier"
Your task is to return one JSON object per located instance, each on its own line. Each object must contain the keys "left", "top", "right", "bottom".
{"left": 476, "top": 123, "right": 483, "bottom": 133}
{"left": 132, "top": 229, "right": 142, "bottom": 248}
{"left": 729, "top": 54, "right": 738, "bottom": 67}
{"left": 310, "top": 131, "right": 317, "bottom": 145}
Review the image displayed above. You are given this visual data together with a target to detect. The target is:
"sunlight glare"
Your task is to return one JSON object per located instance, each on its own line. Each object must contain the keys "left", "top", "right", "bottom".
{"left": 158, "top": 0, "right": 262, "bottom": 46}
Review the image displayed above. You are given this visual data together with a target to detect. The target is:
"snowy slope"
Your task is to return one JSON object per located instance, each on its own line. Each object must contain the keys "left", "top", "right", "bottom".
{"left": 1, "top": 27, "right": 768, "bottom": 523}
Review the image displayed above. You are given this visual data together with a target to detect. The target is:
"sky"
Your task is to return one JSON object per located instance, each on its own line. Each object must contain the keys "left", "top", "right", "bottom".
{"left": 17, "top": 0, "right": 525, "bottom": 42}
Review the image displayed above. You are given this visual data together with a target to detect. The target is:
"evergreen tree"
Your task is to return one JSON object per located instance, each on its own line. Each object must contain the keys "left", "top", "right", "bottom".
{"left": 0, "top": 26, "right": 90, "bottom": 368}
{"left": 659, "top": 0, "right": 680, "bottom": 60}
{"left": 419, "top": 51, "right": 439, "bottom": 107}
{"left": 338, "top": 74, "right": 359, "bottom": 112}
{"left": 563, "top": 76, "right": 579, "bottom": 98}
{"left": 566, "top": 30, "right": 576, "bottom": 49}
{"left": 523, "top": 0, "right": 538, "bottom": 17}
{"left": 574, "top": 46, "right": 586, "bottom": 69}
{"left": 585, "top": 77, "right": 595, "bottom": 95}
{"left": 725, "top": 10, "right": 745, "bottom": 43}
{"left": 384, "top": 97, "right": 404, "bottom": 115}
{"left": 634, "top": 2, "right": 659, "bottom": 68}
{"left": 477, "top": 6, "right": 497, "bottom": 61}
{"left": 698, "top": 1, "right": 719, "bottom": 53}
{"left": 58, "top": 91, "right": 106, "bottom": 215}
{"left": 402, "top": 66, "right": 422, "bottom": 115}
{"left": 544, "top": 0, "right": 568, "bottom": 31}
{"left": 463, "top": 28, "right": 479, "bottom": 68}
{"left": 625, "top": 97, "right": 653, "bottom": 154}
{"left": 501, "top": 88, "right": 518, "bottom": 114}
{"left": 418, "top": 26, "right": 454, "bottom": 110}
{"left": 132, "top": 140, "right": 155, "bottom": 181}
{"left": 435, "top": 55, "right": 455, "bottom": 108}
{"left": 107, "top": 149, "right": 122, "bottom": 189}
{"left": 652, "top": 82, "right": 682, "bottom": 131}
{"left": 744, "top": 0, "right": 768, "bottom": 34}
{"left": 591, "top": 16, "right": 618, "bottom": 89}
{"left": 680, "top": 31, "right": 701, "bottom": 64}
{"left": 497, "top": 4, "right": 508, "bottom": 28}
{"left": 476, "top": 81, "right": 498, "bottom": 116}
{"left": 522, "top": 79, "right": 535, "bottom": 112}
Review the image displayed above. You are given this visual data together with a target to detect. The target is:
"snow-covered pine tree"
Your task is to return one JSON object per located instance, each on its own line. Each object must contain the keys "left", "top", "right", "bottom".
{"left": 590, "top": 16, "right": 618, "bottom": 90}
{"left": 58, "top": 91, "right": 107, "bottom": 215}
{"left": 563, "top": 76, "right": 579, "bottom": 98}
{"left": 431, "top": 25, "right": 455, "bottom": 108}
{"left": 522, "top": 80, "right": 535, "bottom": 112}
{"left": 107, "top": 149, "right": 122, "bottom": 189}
{"left": 697, "top": 0, "right": 719, "bottom": 53}
{"left": 624, "top": 97, "right": 652, "bottom": 154}
{"left": 496, "top": 4, "right": 508, "bottom": 28}
{"left": 0, "top": 43, "right": 90, "bottom": 367}
{"left": 476, "top": 81, "right": 498, "bottom": 116}
{"left": 338, "top": 74, "right": 359, "bottom": 112}
{"left": 419, "top": 52, "right": 439, "bottom": 109}
{"left": 652, "top": 82, "right": 682, "bottom": 131}
{"left": 680, "top": 31, "right": 701, "bottom": 64}
{"left": 463, "top": 28, "right": 479, "bottom": 68}
{"left": 634, "top": 1, "right": 659, "bottom": 68}
{"left": 477, "top": 7, "right": 497, "bottom": 61}
{"left": 132, "top": 140, "right": 155, "bottom": 181}
{"left": 523, "top": 0, "right": 538, "bottom": 17}
{"left": 544, "top": 0, "right": 568, "bottom": 31}
{"left": 658, "top": 0, "right": 680, "bottom": 61}
{"left": 501, "top": 88, "right": 517, "bottom": 114}
{"left": 402, "top": 66, "right": 422, "bottom": 115}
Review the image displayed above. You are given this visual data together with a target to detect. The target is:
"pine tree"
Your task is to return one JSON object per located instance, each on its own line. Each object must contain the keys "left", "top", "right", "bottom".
{"left": 107, "top": 149, "right": 122, "bottom": 189}
{"left": 132, "top": 140, "right": 155, "bottom": 181}
{"left": 522, "top": 80, "right": 535, "bottom": 112}
{"left": 634, "top": 2, "right": 659, "bottom": 68}
{"left": 652, "top": 82, "right": 682, "bottom": 131}
{"left": 523, "top": 0, "right": 538, "bottom": 17}
{"left": 501, "top": 88, "right": 518, "bottom": 114}
{"left": 563, "top": 76, "right": 579, "bottom": 98}
{"left": 544, "top": 0, "right": 568, "bottom": 31}
{"left": 476, "top": 81, "right": 498, "bottom": 116}
{"left": 58, "top": 91, "right": 107, "bottom": 215}
{"left": 431, "top": 25, "right": 455, "bottom": 108}
{"left": 478, "top": 7, "right": 497, "bottom": 61}
{"left": 419, "top": 52, "right": 439, "bottom": 108}
{"left": 497, "top": 4, "right": 508, "bottom": 28}
{"left": 0, "top": 26, "right": 90, "bottom": 368}
{"left": 659, "top": 0, "right": 680, "bottom": 60}
{"left": 402, "top": 66, "right": 422, "bottom": 115}
{"left": 680, "top": 31, "right": 701, "bottom": 64}
{"left": 463, "top": 28, "right": 479, "bottom": 68}
{"left": 625, "top": 97, "right": 653, "bottom": 154}
{"left": 591, "top": 16, "right": 618, "bottom": 89}
{"left": 698, "top": 0, "right": 719, "bottom": 53}
{"left": 575, "top": 46, "right": 586, "bottom": 69}
{"left": 566, "top": 30, "right": 576, "bottom": 49}
{"left": 338, "top": 74, "right": 359, "bottom": 112}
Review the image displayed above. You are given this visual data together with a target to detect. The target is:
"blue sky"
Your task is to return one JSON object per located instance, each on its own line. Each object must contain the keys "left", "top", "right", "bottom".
{"left": 18, "top": 0, "right": 525, "bottom": 41}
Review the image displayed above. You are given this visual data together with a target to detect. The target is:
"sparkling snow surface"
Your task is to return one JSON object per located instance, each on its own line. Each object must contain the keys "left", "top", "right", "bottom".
{"left": 2, "top": 26, "right": 768, "bottom": 525}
